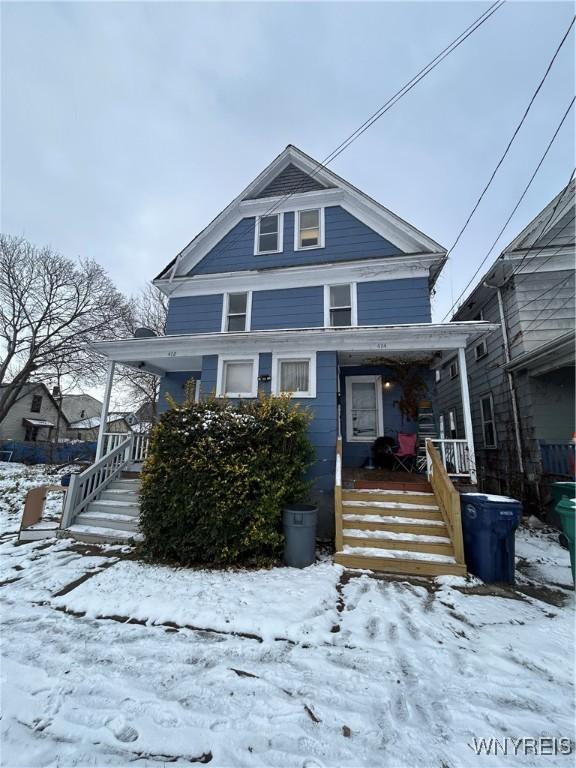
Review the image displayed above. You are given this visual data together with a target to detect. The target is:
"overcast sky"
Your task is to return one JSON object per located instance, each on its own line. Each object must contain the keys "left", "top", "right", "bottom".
{"left": 2, "top": 1, "right": 574, "bottom": 324}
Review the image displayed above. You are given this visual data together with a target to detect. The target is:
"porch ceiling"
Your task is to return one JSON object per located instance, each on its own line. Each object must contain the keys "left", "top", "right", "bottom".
{"left": 93, "top": 321, "right": 498, "bottom": 374}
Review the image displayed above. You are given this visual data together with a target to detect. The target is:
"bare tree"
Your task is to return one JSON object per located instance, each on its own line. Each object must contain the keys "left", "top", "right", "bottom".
{"left": 115, "top": 285, "right": 168, "bottom": 422}
{"left": 0, "top": 234, "right": 131, "bottom": 424}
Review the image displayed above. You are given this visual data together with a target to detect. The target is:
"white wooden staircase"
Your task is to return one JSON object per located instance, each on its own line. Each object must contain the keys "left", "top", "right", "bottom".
{"left": 334, "top": 439, "right": 467, "bottom": 577}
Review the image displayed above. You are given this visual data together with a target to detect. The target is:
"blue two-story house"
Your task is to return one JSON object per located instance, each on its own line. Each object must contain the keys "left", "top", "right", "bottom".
{"left": 80, "top": 146, "right": 494, "bottom": 575}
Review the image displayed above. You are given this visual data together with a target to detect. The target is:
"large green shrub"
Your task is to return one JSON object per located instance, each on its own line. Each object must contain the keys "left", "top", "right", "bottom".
{"left": 139, "top": 393, "right": 314, "bottom": 567}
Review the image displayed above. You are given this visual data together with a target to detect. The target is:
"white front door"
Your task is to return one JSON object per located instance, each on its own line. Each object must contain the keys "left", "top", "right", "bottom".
{"left": 345, "top": 375, "right": 384, "bottom": 442}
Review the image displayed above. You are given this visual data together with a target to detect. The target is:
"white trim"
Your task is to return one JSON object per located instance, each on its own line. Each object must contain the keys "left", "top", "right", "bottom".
{"left": 345, "top": 375, "right": 384, "bottom": 443}
{"left": 254, "top": 212, "right": 284, "bottom": 255}
{"left": 95, "top": 361, "right": 115, "bottom": 461}
{"left": 221, "top": 290, "right": 252, "bottom": 333}
{"left": 157, "top": 145, "right": 446, "bottom": 280}
{"left": 216, "top": 355, "right": 259, "bottom": 398}
{"left": 240, "top": 188, "right": 343, "bottom": 217}
{"left": 323, "top": 282, "right": 358, "bottom": 327}
{"left": 94, "top": 323, "right": 499, "bottom": 372}
{"left": 271, "top": 352, "right": 317, "bottom": 399}
{"left": 155, "top": 254, "right": 436, "bottom": 298}
{"left": 294, "top": 207, "right": 325, "bottom": 251}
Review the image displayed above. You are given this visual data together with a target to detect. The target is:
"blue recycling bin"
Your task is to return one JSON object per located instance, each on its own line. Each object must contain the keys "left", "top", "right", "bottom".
{"left": 460, "top": 493, "right": 523, "bottom": 583}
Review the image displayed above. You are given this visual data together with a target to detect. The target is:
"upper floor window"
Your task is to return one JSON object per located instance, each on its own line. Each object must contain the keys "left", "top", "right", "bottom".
{"left": 222, "top": 292, "right": 251, "bottom": 332}
{"left": 31, "top": 394, "right": 42, "bottom": 413}
{"left": 295, "top": 208, "right": 324, "bottom": 250}
{"left": 449, "top": 360, "right": 459, "bottom": 379}
{"left": 325, "top": 283, "right": 357, "bottom": 327}
{"left": 474, "top": 339, "right": 488, "bottom": 360}
{"left": 255, "top": 213, "right": 283, "bottom": 255}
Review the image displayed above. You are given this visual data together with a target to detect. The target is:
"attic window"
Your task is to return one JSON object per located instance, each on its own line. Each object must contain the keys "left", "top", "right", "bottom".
{"left": 255, "top": 214, "right": 283, "bottom": 255}
{"left": 295, "top": 208, "right": 324, "bottom": 250}
{"left": 31, "top": 395, "right": 42, "bottom": 413}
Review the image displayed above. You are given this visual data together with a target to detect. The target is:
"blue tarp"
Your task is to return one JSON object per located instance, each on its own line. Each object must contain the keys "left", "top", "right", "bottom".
{"left": 0, "top": 440, "right": 96, "bottom": 465}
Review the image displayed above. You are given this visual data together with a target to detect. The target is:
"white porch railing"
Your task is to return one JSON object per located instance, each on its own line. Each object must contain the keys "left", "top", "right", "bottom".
{"left": 426, "top": 438, "right": 474, "bottom": 480}
{"left": 60, "top": 434, "right": 133, "bottom": 529}
{"left": 103, "top": 432, "right": 150, "bottom": 464}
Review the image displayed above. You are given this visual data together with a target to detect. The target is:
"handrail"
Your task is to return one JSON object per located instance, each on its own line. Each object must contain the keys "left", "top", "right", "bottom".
{"left": 60, "top": 434, "right": 134, "bottom": 529}
{"left": 335, "top": 436, "right": 343, "bottom": 552}
{"left": 426, "top": 439, "right": 465, "bottom": 567}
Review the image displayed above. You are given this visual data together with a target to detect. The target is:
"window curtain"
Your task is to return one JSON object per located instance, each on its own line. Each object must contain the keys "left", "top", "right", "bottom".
{"left": 280, "top": 361, "right": 309, "bottom": 393}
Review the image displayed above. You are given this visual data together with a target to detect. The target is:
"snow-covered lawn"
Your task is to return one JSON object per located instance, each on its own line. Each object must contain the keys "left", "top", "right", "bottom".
{"left": 1, "top": 462, "right": 574, "bottom": 767}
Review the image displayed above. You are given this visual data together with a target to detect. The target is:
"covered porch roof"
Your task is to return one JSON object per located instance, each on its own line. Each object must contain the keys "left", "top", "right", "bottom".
{"left": 93, "top": 322, "right": 498, "bottom": 376}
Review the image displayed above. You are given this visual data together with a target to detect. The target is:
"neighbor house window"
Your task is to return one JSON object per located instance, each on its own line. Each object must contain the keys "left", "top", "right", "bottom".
{"left": 325, "top": 283, "right": 356, "bottom": 327}
{"left": 31, "top": 395, "right": 42, "bottom": 413}
{"left": 480, "top": 394, "right": 497, "bottom": 448}
{"left": 272, "top": 353, "right": 316, "bottom": 398}
{"left": 295, "top": 208, "right": 323, "bottom": 250}
{"left": 217, "top": 357, "right": 258, "bottom": 398}
{"left": 439, "top": 414, "right": 445, "bottom": 439}
{"left": 448, "top": 410, "right": 457, "bottom": 438}
{"left": 222, "top": 292, "right": 251, "bottom": 332}
{"left": 474, "top": 339, "right": 488, "bottom": 360}
{"left": 435, "top": 369, "right": 441, "bottom": 383}
{"left": 449, "top": 360, "right": 459, "bottom": 379}
{"left": 255, "top": 213, "right": 282, "bottom": 254}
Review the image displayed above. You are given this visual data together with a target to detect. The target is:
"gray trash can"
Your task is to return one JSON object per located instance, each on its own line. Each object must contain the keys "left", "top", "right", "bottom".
{"left": 283, "top": 504, "right": 318, "bottom": 568}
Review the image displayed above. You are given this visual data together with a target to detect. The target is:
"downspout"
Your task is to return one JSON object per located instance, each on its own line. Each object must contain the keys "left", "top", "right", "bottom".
{"left": 483, "top": 280, "right": 525, "bottom": 483}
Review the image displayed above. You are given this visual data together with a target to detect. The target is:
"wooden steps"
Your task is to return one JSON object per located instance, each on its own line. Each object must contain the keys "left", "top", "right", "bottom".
{"left": 335, "top": 484, "right": 466, "bottom": 577}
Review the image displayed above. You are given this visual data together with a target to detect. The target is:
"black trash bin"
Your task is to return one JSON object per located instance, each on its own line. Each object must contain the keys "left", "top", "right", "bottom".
{"left": 460, "top": 493, "right": 522, "bottom": 583}
{"left": 283, "top": 504, "right": 317, "bottom": 568}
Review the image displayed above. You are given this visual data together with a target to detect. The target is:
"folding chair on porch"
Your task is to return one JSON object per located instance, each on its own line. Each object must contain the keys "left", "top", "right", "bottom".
{"left": 391, "top": 433, "right": 418, "bottom": 472}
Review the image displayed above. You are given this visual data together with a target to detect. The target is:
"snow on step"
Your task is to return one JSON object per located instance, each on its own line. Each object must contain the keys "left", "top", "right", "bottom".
{"left": 341, "top": 545, "right": 457, "bottom": 564}
{"left": 91, "top": 499, "right": 139, "bottom": 508}
{"left": 77, "top": 511, "right": 138, "bottom": 524}
{"left": 67, "top": 524, "right": 143, "bottom": 542}
{"left": 344, "top": 528, "right": 451, "bottom": 544}
{"left": 343, "top": 513, "right": 446, "bottom": 526}
{"left": 343, "top": 500, "right": 439, "bottom": 511}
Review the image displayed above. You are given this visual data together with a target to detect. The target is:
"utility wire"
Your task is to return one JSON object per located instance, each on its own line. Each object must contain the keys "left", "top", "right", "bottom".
{"left": 168, "top": 1, "right": 505, "bottom": 279}
{"left": 524, "top": 282, "right": 575, "bottom": 333}
{"left": 443, "top": 14, "right": 575, "bottom": 266}
{"left": 442, "top": 87, "right": 575, "bottom": 321}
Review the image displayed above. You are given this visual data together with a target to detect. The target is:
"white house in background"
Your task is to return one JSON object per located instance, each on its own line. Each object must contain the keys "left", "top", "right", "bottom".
{"left": 66, "top": 413, "right": 132, "bottom": 442}
{"left": 436, "top": 180, "right": 575, "bottom": 513}
{"left": 0, "top": 383, "right": 65, "bottom": 442}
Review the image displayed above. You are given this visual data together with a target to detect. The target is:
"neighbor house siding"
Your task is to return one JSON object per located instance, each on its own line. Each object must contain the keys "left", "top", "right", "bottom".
{"left": 251, "top": 286, "right": 324, "bottom": 330}
{"left": 165, "top": 295, "right": 224, "bottom": 335}
{"left": 357, "top": 277, "right": 431, "bottom": 325}
{"left": 190, "top": 206, "right": 402, "bottom": 275}
{"left": 513, "top": 269, "right": 575, "bottom": 353}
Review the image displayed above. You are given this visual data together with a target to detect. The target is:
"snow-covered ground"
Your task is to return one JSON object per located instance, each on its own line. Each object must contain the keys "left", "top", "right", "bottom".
{"left": 0, "top": 462, "right": 574, "bottom": 767}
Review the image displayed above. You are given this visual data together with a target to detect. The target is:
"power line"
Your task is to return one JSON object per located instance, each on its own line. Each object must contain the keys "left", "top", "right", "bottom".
{"left": 524, "top": 280, "right": 575, "bottom": 333}
{"left": 514, "top": 270, "right": 574, "bottom": 313}
{"left": 169, "top": 1, "right": 505, "bottom": 279}
{"left": 442, "top": 92, "right": 575, "bottom": 321}
{"left": 444, "top": 14, "right": 575, "bottom": 265}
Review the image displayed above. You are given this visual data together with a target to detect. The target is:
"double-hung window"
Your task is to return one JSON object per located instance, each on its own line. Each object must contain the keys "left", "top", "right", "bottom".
{"left": 217, "top": 356, "right": 258, "bottom": 398}
{"left": 272, "top": 353, "right": 316, "bottom": 398}
{"left": 325, "top": 284, "right": 356, "bottom": 327}
{"left": 449, "top": 360, "right": 459, "bottom": 379}
{"left": 31, "top": 395, "right": 42, "bottom": 413}
{"left": 295, "top": 208, "right": 323, "bottom": 250}
{"left": 255, "top": 214, "right": 282, "bottom": 254}
{"left": 223, "top": 292, "right": 250, "bottom": 332}
{"left": 480, "top": 394, "right": 497, "bottom": 448}
{"left": 474, "top": 339, "right": 488, "bottom": 360}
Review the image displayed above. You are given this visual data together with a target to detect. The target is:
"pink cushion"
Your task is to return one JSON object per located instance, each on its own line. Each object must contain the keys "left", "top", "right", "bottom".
{"left": 396, "top": 433, "right": 417, "bottom": 457}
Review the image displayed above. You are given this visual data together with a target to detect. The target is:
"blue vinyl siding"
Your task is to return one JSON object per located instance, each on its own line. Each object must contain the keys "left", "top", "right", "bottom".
{"left": 158, "top": 371, "right": 201, "bottom": 413}
{"left": 190, "top": 206, "right": 402, "bottom": 275}
{"left": 166, "top": 295, "right": 223, "bottom": 335}
{"left": 357, "top": 278, "right": 431, "bottom": 325}
{"left": 199, "top": 355, "right": 219, "bottom": 398}
{"left": 251, "top": 286, "right": 324, "bottom": 330}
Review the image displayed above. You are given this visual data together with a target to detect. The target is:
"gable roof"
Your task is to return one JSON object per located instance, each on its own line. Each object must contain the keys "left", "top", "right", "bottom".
{"left": 154, "top": 145, "right": 446, "bottom": 285}
{"left": 452, "top": 179, "right": 575, "bottom": 320}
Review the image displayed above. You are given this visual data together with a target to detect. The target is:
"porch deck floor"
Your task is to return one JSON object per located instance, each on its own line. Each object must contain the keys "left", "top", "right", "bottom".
{"left": 343, "top": 468, "right": 432, "bottom": 492}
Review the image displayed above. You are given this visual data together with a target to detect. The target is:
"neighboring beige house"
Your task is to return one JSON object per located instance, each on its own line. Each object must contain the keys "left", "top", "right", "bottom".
{"left": 60, "top": 394, "right": 102, "bottom": 425}
{"left": 66, "top": 414, "right": 132, "bottom": 442}
{"left": 0, "top": 383, "right": 66, "bottom": 442}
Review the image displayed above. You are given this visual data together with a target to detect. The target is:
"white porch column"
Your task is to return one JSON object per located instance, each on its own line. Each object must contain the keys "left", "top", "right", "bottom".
{"left": 95, "top": 361, "right": 115, "bottom": 461}
{"left": 458, "top": 346, "right": 477, "bottom": 485}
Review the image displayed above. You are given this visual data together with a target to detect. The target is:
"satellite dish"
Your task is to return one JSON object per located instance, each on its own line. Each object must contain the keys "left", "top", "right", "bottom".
{"left": 134, "top": 327, "right": 157, "bottom": 339}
